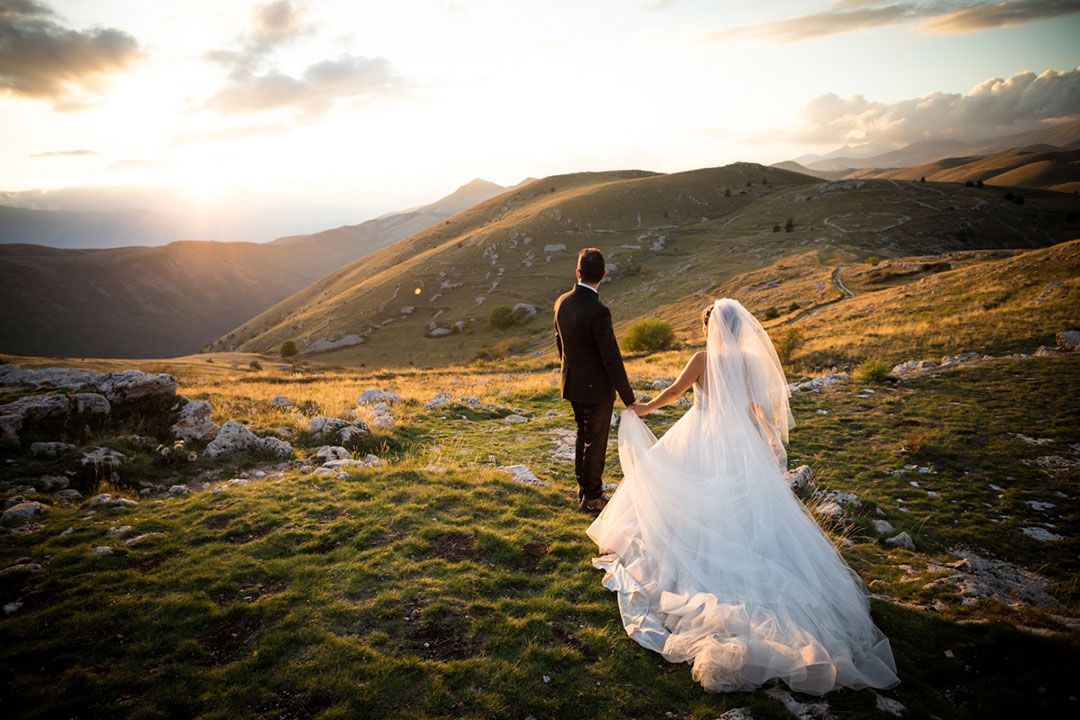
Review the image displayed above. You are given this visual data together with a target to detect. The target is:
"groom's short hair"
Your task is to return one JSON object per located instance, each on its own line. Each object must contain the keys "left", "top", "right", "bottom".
{"left": 577, "top": 248, "right": 605, "bottom": 283}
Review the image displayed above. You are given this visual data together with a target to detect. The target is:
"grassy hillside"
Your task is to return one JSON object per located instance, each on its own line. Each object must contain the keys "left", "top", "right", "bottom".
{"left": 207, "top": 165, "right": 1080, "bottom": 368}
{"left": 1, "top": 340, "right": 1077, "bottom": 718}
{"left": 846, "top": 147, "right": 1080, "bottom": 192}
{"left": 0, "top": 181, "right": 513, "bottom": 359}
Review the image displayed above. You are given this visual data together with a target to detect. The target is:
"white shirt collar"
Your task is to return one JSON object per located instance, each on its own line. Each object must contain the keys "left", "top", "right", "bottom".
{"left": 577, "top": 282, "right": 599, "bottom": 294}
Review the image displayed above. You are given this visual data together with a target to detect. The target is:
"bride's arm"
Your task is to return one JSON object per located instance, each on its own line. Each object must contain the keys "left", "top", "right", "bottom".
{"left": 751, "top": 403, "right": 786, "bottom": 462}
{"left": 633, "top": 352, "right": 705, "bottom": 416}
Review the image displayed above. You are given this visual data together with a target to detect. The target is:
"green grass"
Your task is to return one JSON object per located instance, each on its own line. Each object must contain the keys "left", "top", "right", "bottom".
{"left": 1, "top": 354, "right": 1078, "bottom": 719}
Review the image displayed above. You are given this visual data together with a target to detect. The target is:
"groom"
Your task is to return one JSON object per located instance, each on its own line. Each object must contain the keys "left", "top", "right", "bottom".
{"left": 554, "top": 248, "right": 637, "bottom": 513}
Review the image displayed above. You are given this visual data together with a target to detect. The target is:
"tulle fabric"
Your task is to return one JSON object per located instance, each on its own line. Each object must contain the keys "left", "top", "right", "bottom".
{"left": 587, "top": 299, "right": 898, "bottom": 695}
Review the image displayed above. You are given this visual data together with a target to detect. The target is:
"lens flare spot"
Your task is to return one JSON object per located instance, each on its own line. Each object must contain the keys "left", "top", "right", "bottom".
{"left": 414, "top": 288, "right": 422, "bottom": 295}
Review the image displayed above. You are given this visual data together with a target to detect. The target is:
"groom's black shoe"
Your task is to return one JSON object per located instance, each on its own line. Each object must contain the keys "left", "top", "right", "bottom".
{"left": 580, "top": 494, "right": 609, "bottom": 513}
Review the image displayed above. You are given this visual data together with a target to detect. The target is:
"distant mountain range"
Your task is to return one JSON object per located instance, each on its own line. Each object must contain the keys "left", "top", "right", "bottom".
{"left": 0, "top": 178, "right": 518, "bottom": 358}
{"left": 786, "top": 121, "right": 1080, "bottom": 174}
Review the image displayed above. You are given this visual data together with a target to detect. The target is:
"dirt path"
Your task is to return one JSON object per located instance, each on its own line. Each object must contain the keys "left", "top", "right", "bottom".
{"left": 784, "top": 265, "right": 852, "bottom": 325}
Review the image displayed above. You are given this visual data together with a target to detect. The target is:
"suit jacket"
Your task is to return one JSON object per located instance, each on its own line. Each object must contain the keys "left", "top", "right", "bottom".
{"left": 554, "top": 284, "right": 636, "bottom": 407}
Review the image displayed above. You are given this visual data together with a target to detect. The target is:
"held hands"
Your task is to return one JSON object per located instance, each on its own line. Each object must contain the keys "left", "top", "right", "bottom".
{"left": 630, "top": 402, "right": 650, "bottom": 417}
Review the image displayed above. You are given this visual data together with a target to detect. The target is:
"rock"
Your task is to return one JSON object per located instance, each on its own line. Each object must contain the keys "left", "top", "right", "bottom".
{"left": 157, "top": 440, "right": 197, "bottom": 465}
{"left": 512, "top": 302, "right": 537, "bottom": 317}
{"left": 372, "top": 415, "right": 394, "bottom": 430}
{"left": 1021, "top": 526, "right": 1063, "bottom": 542}
{"left": 3, "top": 600, "right": 23, "bottom": 615}
{"left": 308, "top": 416, "right": 352, "bottom": 439}
{"left": 362, "top": 454, "right": 383, "bottom": 467}
{"left": 0, "top": 366, "right": 97, "bottom": 388}
{"left": 107, "top": 525, "right": 133, "bottom": 537}
{"left": 167, "top": 485, "right": 190, "bottom": 497}
{"left": 31, "top": 441, "right": 76, "bottom": 458}
{"left": 204, "top": 420, "right": 258, "bottom": 458}
{"left": 891, "top": 360, "right": 935, "bottom": 376}
{"left": 258, "top": 436, "right": 294, "bottom": 458}
{"left": 59, "top": 526, "right": 74, "bottom": 536}
{"left": 544, "top": 243, "right": 566, "bottom": 253}
{"left": 885, "top": 531, "right": 916, "bottom": 550}
{"left": 338, "top": 424, "right": 369, "bottom": 444}
{"left": 498, "top": 464, "right": 550, "bottom": 487}
{"left": 1035, "top": 345, "right": 1059, "bottom": 356}
{"left": 39, "top": 475, "right": 69, "bottom": 491}
{"left": 717, "top": 709, "right": 754, "bottom": 720}
{"left": 458, "top": 396, "right": 482, "bottom": 406}
{"left": 1, "top": 562, "right": 43, "bottom": 575}
{"left": 792, "top": 372, "right": 851, "bottom": 391}
{"left": 939, "top": 351, "right": 980, "bottom": 367}
{"left": 124, "top": 532, "right": 165, "bottom": 547}
{"left": 2, "top": 501, "right": 47, "bottom": 524}
{"left": 785, "top": 465, "right": 816, "bottom": 492}
{"left": 871, "top": 519, "right": 895, "bottom": 535}
{"left": 55, "top": 488, "right": 82, "bottom": 500}
{"left": 90, "top": 546, "right": 114, "bottom": 556}
{"left": 425, "top": 392, "right": 453, "bottom": 410}
{"left": 73, "top": 392, "right": 111, "bottom": 415}
{"left": 371, "top": 401, "right": 390, "bottom": 416}
{"left": 315, "top": 445, "right": 352, "bottom": 462}
{"left": 357, "top": 388, "right": 403, "bottom": 406}
{"left": 814, "top": 501, "right": 844, "bottom": 520}
{"left": 270, "top": 395, "right": 293, "bottom": 408}
{"left": 88, "top": 493, "right": 114, "bottom": 506}
{"left": 80, "top": 446, "right": 126, "bottom": 467}
{"left": 0, "top": 394, "right": 70, "bottom": 421}
{"left": 0, "top": 414, "right": 22, "bottom": 447}
{"left": 502, "top": 414, "right": 529, "bottom": 423}
{"left": 1057, "top": 330, "right": 1080, "bottom": 351}
{"left": 922, "top": 548, "right": 1062, "bottom": 609}
{"left": 171, "top": 399, "right": 219, "bottom": 443}
{"left": 875, "top": 693, "right": 905, "bottom": 717}
{"left": 820, "top": 490, "right": 861, "bottom": 507}
{"left": 91, "top": 369, "right": 177, "bottom": 403}
{"left": 427, "top": 328, "right": 452, "bottom": 337}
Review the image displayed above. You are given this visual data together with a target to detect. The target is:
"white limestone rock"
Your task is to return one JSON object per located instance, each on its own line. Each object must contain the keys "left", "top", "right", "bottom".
{"left": 39, "top": 475, "right": 69, "bottom": 491}
{"left": 885, "top": 531, "right": 916, "bottom": 550}
{"left": 258, "top": 436, "right": 294, "bottom": 458}
{"left": 1057, "top": 330, "right": 1080, "bottom": 351}
{"left": 55, "top": 488, "right": 82, "bottom": 501}
{"left": 0, "top": 394, "right": 70, "bottom": 421}
{"left": 357, "top": 388, "right": 403, "bottom": 406}
{"left": 2, "top": 501, "right": 47, "bottom": 524}
{"left": 90, "top": 546, "right": 114, "bottom": 556}
{"left": 80, "top": 446, "right": 126, "bottom": 468}
{"left": 31, "top": 442, "right": 76, "bottom": 458}
{"left": 785, "top": 465, "right": 816, "bottom": 492}
{"left": 167, "top": 485, "right": 190, "bottom": 497}
{"left": 74, "top": 393, "right": 111, "bottom": 415}
{"left": 372, "top": 415, "right": 394, "bottom": 430}
{"left": 890, "top": 360, "right": 937, "bottom": 377}
{"left": 204, "top": 420, "right": 258, "bottom": 458}
{"left": 871, "top": 519, "right": 895, "bottom": 535}
{"left": 270, "top": 395, "right": 294, "bottom": 408}
{"left": 315, "top": 445, "right": 353, "bottom": 462}
{"left": 513, "top": 302, "right": 537, "bottom": 317}
{"left": 124, "top": 532, "right": 165, "bottom": 547}
{"left": 171, "top": 399, "right": 219, "bottom": 443}
{"left": 338, "top": 424, "right": 370, "bottom": 445}
{"left": 499, "top": 464, "right": 550, "bottom": 487}
{"left": 1021, "top": 526, "right": 1063, "bottom": 542}
{"left": 425, "top": 392, "right": 453, "bottom": 410}
{"left": 91, "top": 369, "right": 177, "bottom": 403}
{"left": 502, "top": 414, "right": 529, "bottom": 423}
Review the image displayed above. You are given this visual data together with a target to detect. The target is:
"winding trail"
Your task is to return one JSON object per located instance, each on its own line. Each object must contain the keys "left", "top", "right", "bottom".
{"left": 784, "top": 266, "right": 853, "bottom": 325}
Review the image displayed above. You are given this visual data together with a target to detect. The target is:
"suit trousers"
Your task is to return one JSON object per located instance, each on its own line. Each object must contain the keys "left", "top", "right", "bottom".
{"left": 570, "top": 399, "right": 614, "bottom": 502}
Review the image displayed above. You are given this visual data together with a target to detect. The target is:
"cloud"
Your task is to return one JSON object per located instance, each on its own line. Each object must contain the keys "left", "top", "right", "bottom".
{"left": 708, "top": 0, "right": 1080, "bottom": 44}
{"left": 0, "top": 0, "right": 142, "bottom": 106}
{"left": 790, "top": 66, "right": 1080, "bottom": 150}
{"left": 28, "top": 148, "right": 98, "bottom": 158}
{"left": 200, "top": 54, "right": 405, "bottom": 118}
{"left": 167, "top": 122, "right": 289, "bottom": 145}
{"left": 197, "top": 1, "right": 405, "bottom": 119}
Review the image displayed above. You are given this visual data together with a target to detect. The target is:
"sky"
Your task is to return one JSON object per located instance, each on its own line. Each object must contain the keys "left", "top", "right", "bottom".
{"left": 1, "top": 0, "right": 1079, "bottom": 241}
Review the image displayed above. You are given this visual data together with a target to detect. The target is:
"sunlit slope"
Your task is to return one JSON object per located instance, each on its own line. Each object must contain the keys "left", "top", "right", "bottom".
{"left": 209, "top": 168, "right": 1080, "bottom": 368}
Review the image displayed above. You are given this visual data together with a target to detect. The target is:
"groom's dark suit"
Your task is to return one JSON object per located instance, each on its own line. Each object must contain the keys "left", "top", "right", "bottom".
{"left": 554, "top": 283, "right": 636, "bottom": 503}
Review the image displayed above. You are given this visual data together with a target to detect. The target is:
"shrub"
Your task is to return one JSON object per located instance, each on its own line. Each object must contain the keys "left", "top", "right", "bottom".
{"left": 724, "top": 187, "right": 731, "bottom": 197}
{"left": 855, "top": 358, "right": 891, "bottom": 382}
{"left": 773, "top": 224, "right": 781, "bottom": 232}
{"left": 622, "top": 258, "right": 644, "bottom": 276}
{"left": 1067, "top": 211, "right": 1076, "bottom": 223}
{"left": 965, "top": 180, "right": 974, "bottom": 187}
{"left": 784, "top": 217, "right": 795, "bottom": 232}
{"left": 280, "top": 340, "right": 299, "bottom": 358}
{"left": 772, "top": 327, "right": 805, "bottom": 367}
{"left": 866, "top": 256, "right": 881, "bottom": 265}
{"left": 787, "top": 301, "right": 800, "bottom": 313}
{"left": 919, "top": 176, "right": 926, "bottom": 183}
{"left": 622, "top": 319, "right": 675, "bottom": 353}
{"left": 762, "top": 306, "right": 780, "bottom": 320}
{"left": 762, "top": 177, "right": 768, "bottom": 185}
{"left": 249, "top": 360, "right": 262, "bottom": 371}
{"left": 476, "top": 337, "right": 530, "bottom": 361}
{"left": 976, "top": 179, "right": 984, "bottom": 188}
{"left": 488, "top": 305, "right": 517, "bottom": 330}
{"left": 1014, "top": 194, "right": 1025, "bottom": 205}
{"left": 1004, "top": 191, "right": 1014, "bottom": 201}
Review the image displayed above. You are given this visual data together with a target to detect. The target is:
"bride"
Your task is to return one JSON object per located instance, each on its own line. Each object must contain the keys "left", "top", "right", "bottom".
{"left": 587, "top": 298, "right": 899, "bottom": 695}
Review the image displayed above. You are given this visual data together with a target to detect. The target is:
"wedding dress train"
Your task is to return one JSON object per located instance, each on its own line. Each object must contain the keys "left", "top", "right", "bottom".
{"left": 587, "top": 299, "right": 898, "bottom": 695}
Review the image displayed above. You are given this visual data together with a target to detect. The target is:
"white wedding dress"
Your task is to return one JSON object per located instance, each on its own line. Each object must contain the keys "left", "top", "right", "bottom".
{"left": 587, "top": 299, "right": 898, "bottom": 695}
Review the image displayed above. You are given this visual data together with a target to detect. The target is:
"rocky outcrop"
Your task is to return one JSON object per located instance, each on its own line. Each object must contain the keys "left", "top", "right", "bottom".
{"left": 785, "top": 465, "right": 816, "bottom": 492}
{"left": 788, "top": 373, "right": 850, "bottom": 392}
{"left": 171, "top": 399, "right": 219, "bottom": 443}
{"left": 80, "top": 447, "right": 126, "bottom": 468}
{"left": 1057, "top": 330, "right": 1080, "bottom": 351}
{"left": 0, "top": 414, "right": 22, "bottom": 448}
{"left": 74, "top": 393, "right": 110, "bottom": 415}
{"left": 2, "top": 501, "right": 47, "bottom": 524}
{"left": 204, "top": 420, "right": 295, "bottom": 459}
{"left": 0, "top": 395, "right": 70, "bottom": 422}
{"left": 885, "top": 531, "right": 916, "bottom": 550}
{"left": 357, "top": 388, "right": 403, "bottom": 406}
{"left": 499, "top": 464, "right": 550, "bottom": 487}
{"left": 30, "top": 442, "right": 76, "bottom": 458}
{"left": 308, "top": 416, "right": 370, "bottom": 444}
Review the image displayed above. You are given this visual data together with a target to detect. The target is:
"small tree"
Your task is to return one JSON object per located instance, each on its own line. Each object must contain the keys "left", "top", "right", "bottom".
{"left": 724, "top": 187, "right": 731, "bottom": 198}
{"left": 249, "top": 360, "right": 262, "bottom": 371}
{"left": 488, "top": 305, "right": 517, "bottom": 330}
{"left": 866, "top": 256, "right": 881, "bottom": 266}
{"left": 965, "top": 180, "right": 974, "bottom": 187}
{"left": 280, "top": 339, "right": 299, "bottom": 358}
{"left": 622, "top": 319, "right": 675, "bottom": 353}
{"left": 773, "top": 223, "right": 781, "bottom": 232}
{"left": 784, "top": 217, "right": 795, "bottom": 232}
{"left": 622, "top": 258, "right": 644, "bottom": 276}
{"left": 1014, "top": 194, "right": 1025, "bottom": 205}
{"left": 976, "top": 179, "right": 984, "bottom": 188}
{"left": 855, "top": 358, "right": 891, "bottom": 382}
{"left": 762, "top": 306, "right": 780, "bottom": 320}
{"left": 919, "top": 176, "right": 926, "bottom": 183}
{"left": 1004, "top": 191, "right": 1014, "bottom": 201}
{"left": 772, "top": 327, "right": 805, "bottom": 367}
{"left": 746, "top": 180, "right": 752, "bottom": 187}
{"left": 787, "top": 301, "right": 800, "bottom": 313}
{"left": 762, "top": 177, "right": 768, "bottom": 185}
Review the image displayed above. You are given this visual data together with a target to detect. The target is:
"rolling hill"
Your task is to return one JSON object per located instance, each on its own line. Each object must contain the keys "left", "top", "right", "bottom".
{"left": 0, "top": 179, "right": 516, "bottom": 359}
{"left": 845, "top": 147, "right": 1080, "bottom": 192}
{"left": 205, "top": 164, "right": 1080, "bottom": 367}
